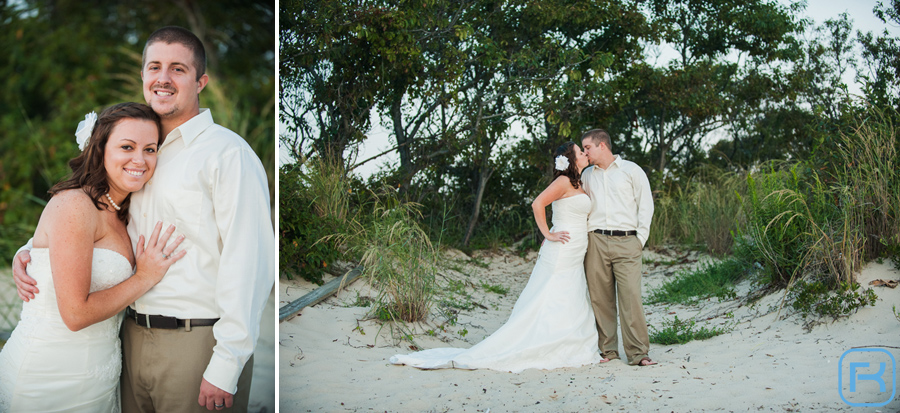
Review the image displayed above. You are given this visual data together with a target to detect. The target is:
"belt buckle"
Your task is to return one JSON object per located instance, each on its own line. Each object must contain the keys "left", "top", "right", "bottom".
{"left": 144, "top": 314, "right": 151, "bottom": 328}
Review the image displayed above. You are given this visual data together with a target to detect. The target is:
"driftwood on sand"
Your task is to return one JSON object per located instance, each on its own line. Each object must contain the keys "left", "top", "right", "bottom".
{"left": 279, "top": 265, "right": 364, "bottom": 322}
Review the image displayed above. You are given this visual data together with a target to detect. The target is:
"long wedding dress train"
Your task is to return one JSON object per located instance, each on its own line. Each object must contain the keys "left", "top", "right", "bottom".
{"left": 390, "top": 193, "right": 602, "bottom": 372}
{"left": 0, "top": 248, "right": 132, "bottom": 412}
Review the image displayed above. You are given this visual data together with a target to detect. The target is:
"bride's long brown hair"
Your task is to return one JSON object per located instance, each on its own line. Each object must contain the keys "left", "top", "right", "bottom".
{"left": 552, "top": 142, "right": 581, "bottom": 189}
{"left": 49, "top": 103, "right": 162, "bottom": 224}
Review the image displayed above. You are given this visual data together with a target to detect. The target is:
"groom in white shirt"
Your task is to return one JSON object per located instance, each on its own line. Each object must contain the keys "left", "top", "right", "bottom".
{"left": 13, "top": 26, "right": 274, "bottom": 412}
{"left": 580, "top": 128, "right": 657, "bottom": 367}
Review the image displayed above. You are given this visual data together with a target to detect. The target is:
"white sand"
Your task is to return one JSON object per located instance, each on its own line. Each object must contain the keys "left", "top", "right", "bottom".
{"left": 279, "top": 249, "right": 900, "bottom": 412}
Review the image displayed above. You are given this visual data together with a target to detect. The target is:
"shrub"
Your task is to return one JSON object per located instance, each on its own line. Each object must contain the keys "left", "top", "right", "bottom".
{"left": 788, "top": 280, "right": 877, "bottom": 320}
{"left": 738, "top": 163, "right": 810, "bottom": 285}
{"left": 738, "top": 107, "right": 900, "bottom": 294}
{"left": 646, "top": 258, "right": 752, "bottom": 305}
{"left": 647, "top": 166, "right": 744, "bottom": 256}
{"left": 835, "top": 107, "right": 900, "bottom": 264}
{"left": 326, "top": 189, "right": 438, "bottom": 323}
{"left": 279, "top": 157, "right": 354, "bottom": 283}
{"left": 649, "top": 316, "right": 732, "bottom": 345}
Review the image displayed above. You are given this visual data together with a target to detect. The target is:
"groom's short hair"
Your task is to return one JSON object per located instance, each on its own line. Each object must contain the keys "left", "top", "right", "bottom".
{"left": 142, "top": 26, "right": 207, "bottom": 81}
{"left": 582, "top": 129, "right": 612, "bottom": 151}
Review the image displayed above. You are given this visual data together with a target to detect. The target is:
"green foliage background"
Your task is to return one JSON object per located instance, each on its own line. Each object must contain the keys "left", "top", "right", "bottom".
{"left": 0, "top": 1, "right": 276, "bottom": 265}
{"left": 280, "top": 0, "right": 900, "bottom": 300}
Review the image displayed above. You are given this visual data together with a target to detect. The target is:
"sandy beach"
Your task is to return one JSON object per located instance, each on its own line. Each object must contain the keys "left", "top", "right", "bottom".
{"left": 279, "top": 248, "right": 899, "bottom": 412}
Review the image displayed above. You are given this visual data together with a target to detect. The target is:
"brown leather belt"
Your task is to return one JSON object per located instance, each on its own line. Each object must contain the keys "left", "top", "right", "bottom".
{"left": 126, "top": 307, "right": 218, "bottom": 330}
{"left": 593, "top": 229, "right": 637, "bottom": 236}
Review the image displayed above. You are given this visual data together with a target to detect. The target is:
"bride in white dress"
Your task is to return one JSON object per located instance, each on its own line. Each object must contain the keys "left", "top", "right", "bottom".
{"left": 391, "top": 142, "right": 603, "bottom": 372}
{"left": 0, "top": 103, "right": 186, "bottom": 412}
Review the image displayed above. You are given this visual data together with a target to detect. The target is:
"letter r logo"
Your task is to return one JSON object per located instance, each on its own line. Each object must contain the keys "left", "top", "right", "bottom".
{"left": 849, "top": 362, "right": 886, "bottom": 392}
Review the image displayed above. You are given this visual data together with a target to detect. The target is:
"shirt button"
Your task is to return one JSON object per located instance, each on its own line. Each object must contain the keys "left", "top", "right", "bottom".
{"left": 143, "top": 213, "right": 147, "bottom": 217}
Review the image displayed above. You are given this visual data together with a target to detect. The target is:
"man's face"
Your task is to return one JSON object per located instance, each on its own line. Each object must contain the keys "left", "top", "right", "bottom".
{"left": 141, "top": 42, "right": 208, "bottom": 122}
{"left": 581, "top": 137, "right": 603, "bottom": 165}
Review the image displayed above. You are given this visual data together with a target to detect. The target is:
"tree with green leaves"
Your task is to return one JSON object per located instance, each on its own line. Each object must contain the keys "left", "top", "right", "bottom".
{"left": 858, "top": 0, "right": 900, "bottom": 111}
{"left": 0, "top": 1, "right": 275, "bottom": 264}
{"left": 594, "top": 0, "right": 803, "bottom": 181}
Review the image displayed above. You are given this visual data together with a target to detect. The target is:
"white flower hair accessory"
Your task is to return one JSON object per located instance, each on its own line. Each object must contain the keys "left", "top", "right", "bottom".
{"left": 554, "top": 155, "right": 569, "bottom": 171}
{"left": 75, "top": 111, "right": 98, "bottom": 151}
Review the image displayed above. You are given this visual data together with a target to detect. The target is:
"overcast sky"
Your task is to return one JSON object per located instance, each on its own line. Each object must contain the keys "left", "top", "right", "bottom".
{"left": 281, "top": 1, "right": 900, "bottom": 177}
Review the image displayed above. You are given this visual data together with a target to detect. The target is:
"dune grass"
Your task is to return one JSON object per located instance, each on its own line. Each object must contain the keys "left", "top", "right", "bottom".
{"left": 282, "top": 155, "right": 439, "bottom": 325}
{"left": 324, "top": 192, "right": 438, "bottom": 324}
{"left": 480, "top": 282, "right": 509, "bottom": 295}
{"left": 648, "top": 167, "right": 745, "bottom": 256}
{"left": 835, "top": 108, "right": 900, "bottom": 263}
{"left": 649, "top": 316, "right": 733, "bottom": 345}
{"left": 646, "top": 258, "right": 753, "bottom": 305}
{"left": 279, "top": 156, "right": 355, "bottom": 284}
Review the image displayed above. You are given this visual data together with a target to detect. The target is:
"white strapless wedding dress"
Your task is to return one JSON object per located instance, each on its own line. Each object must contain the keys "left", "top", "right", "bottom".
{"left": 0, "top": 248, "right": 132, "bottom": 412}
{"left": 391, "top": 193, "right": 602, "bottom": 372}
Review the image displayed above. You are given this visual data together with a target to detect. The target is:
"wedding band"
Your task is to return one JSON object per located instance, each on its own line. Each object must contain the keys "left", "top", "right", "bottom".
{"left": 215, "top": 403, "right": 224, "bottom": 408}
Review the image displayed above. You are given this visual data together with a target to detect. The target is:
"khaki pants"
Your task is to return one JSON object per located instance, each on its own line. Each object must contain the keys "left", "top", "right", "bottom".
{"left": 584, "top": 233, "right": 650, "bottom": 365}
{"left": 121, "top": 319, "right": 254, "bottom": 413}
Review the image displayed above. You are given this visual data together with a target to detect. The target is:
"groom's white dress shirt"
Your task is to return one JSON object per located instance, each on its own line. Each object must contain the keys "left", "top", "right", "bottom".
{"left": 127, "top": 108, "right": 275, "bottom": 394}
{"left": 581, "top": 155, "right": 654, "bottom": 246}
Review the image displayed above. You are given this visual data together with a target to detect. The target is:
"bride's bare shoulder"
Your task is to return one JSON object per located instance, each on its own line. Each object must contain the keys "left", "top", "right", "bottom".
{"left": 551, "top": 175, "right": 579, "bottom": 191}
{"left": 42, "top": 189, "right": 100, "bottom": 222}
{"left": 33, "top": 189, "right": 100, "bottom": 246}
{"left": 48, "top": 188, "right": 93, "bottom": 206}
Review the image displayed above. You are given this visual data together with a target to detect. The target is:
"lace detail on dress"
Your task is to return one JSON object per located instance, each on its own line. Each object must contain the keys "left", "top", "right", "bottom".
{"left": 0, "top": 350, "right": 13, "bottom": 411}
{"left": 0, "top": 383, "right": 9, "bottom": 412}
{"left": 86, "top": 338, "right": 123, "bottom": 382}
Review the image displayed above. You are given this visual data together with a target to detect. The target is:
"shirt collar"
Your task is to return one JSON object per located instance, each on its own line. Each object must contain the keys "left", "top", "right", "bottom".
{"left": 162, "top": 109, "right": 213, "bottom": 149}
{"left": 591, "top": 155, "right": 623, "bottom": 171}
{"left": 608, "top": 155, "right": 624, "bottom": 169}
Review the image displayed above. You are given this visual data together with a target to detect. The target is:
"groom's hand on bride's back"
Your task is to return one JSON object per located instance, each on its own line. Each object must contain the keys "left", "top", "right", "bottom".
{"left": 13, "top": 250, "right": 38, "bottom": 302}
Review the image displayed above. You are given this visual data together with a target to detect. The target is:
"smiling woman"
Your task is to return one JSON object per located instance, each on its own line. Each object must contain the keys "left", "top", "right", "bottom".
{"left": 48, "top": 103, "right": 163, "bottom": 224}
{"left": 0, "top": 102, "right": 186, "bottom": 412}
{"left": 103, "top": 118, "right": 160, "bottom": 204}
